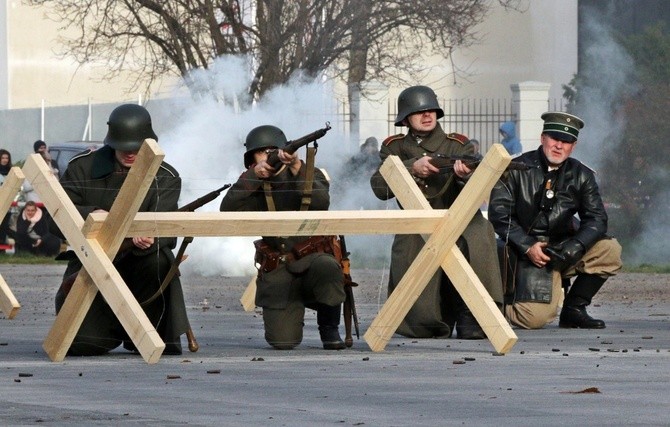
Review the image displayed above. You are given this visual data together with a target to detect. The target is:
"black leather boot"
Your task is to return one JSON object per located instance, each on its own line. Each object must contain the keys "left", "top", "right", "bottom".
{"left": 456, "top": 305, "right": 486, "bottom": 339}
{"left": 317, "top": 304, "right": 346, "bottom": 350}
{"left": 559, "top": 274, "right": 606, "bottom": 329}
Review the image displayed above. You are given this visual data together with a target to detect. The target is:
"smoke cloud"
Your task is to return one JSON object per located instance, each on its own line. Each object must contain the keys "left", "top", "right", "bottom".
{"left": 157, "top": 56, "right": 392, "bottom": 277}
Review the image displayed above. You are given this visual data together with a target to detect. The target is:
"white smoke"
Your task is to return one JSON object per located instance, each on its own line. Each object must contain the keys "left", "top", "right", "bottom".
{"left": 156, "top": 56, "right": 392, "bottom": 276}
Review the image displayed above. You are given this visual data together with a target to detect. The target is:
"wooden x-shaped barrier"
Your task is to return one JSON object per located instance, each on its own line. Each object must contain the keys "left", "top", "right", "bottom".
{"left": 2, "top": 140, "right": 516, "bottom": 363}
{"left": 0, "top": 167, "right": 24, "bottom": 319}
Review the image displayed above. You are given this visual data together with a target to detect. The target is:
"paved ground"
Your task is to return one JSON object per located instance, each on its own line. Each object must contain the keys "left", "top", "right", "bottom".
{"left": 1, "top": 264, "right": 668, "bottom": 426}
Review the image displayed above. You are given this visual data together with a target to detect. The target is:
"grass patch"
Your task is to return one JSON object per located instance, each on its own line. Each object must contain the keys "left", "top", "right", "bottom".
{"left": 0, "top": 253, "right": 66, "bottom": 265}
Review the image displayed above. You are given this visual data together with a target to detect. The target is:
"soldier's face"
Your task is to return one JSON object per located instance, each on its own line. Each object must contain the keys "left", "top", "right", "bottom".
{"left": 115, "top": 149, "right": 139, "bottom": 168}
{"left": 541, "top": 133, "right": 576, "bottom": 167}
{"left": 405, "top": 110, "right": 437, "bottom": 134}
{"left": 253, "top": 147, "right": 277, "bottom": 164}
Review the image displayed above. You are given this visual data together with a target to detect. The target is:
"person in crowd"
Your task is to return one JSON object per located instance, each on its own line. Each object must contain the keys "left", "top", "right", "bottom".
{"left": 488, "top": 112, "right": 622, "bottom": 329}
{"left": 9, "top": 200, "right": 61, "bottom": 256}
{"left": 22, "top": 151, "right": 59, "bottom": 202}
{"left": 52, "top": 103, "right": 189, "bottom": 356}
{"left": 33, "top": 140, "right": 59, "bottom": 170}
{"left": 369, "top": 85, "right": 504, "bottom": 339}
{"left": 0, "top": 149, "right": 13, "bottom": 251}
{"left": 220, "top": 125, "right": 347, "bottom": 350}
{"left": 499, "top": 121, "right": 522, "bottom": 155}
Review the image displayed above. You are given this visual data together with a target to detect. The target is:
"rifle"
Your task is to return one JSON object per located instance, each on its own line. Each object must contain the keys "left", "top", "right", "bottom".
{"left": 339, "top": 235, "right": 360, "bottom": 347}
{"left": 265, "top": 122, "right": 331, "bottom": 169}
{"left": 429, "top": 154, "right": 530, "bottom": 172}
{"left": 146, "top": 183, "right": 232, "bottom": 352}
{"left": 57, "top": 184, "right": 232, "bottom": 353}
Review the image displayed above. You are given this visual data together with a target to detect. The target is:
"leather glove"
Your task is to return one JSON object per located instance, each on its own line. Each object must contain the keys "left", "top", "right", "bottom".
{"left": 559, "top": 239, "right": 585, "bottom": 268}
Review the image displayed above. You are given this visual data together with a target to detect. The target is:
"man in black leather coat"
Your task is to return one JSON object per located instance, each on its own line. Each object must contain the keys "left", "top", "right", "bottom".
{"left": 488, "top": 112, "right": 622, "bottom": 329}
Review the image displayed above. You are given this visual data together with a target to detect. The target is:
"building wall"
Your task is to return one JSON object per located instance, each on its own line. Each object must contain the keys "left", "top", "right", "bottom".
{"left": 3, "top": 1, "right": 174, "bottom": 110}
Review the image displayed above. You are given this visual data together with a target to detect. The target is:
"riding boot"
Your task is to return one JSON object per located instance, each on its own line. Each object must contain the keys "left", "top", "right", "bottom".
{"left": 559, "top": 274, "right": 606, "bottom": 329}
{"left": 447, "top": 282, "right": 485, "bottom": 339}
{"left": 316, "top": 303, "right": 346, "bottom": 350}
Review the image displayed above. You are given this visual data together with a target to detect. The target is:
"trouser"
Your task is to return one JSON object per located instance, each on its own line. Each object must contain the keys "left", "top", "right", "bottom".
{"left": 505, "top": 238, "right": 622, "bottom": 329}
{"left": 262, "top": 254, "right": 346, "bottom": 349}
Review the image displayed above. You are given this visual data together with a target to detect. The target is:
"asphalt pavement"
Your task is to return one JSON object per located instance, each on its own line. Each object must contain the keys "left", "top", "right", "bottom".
{"left": 1, "top": 264, "right": 668, "bottom": 426}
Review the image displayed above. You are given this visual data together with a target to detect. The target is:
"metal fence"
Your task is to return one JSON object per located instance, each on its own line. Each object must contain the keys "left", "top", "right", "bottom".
{"left": 387, "top": 98, "right": 516, "bottom": 154}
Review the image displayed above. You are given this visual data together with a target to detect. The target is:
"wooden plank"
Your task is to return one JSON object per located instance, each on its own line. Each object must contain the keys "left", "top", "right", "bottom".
{"left": 25, "top": 142, "right": 168, "bottom": 363}
{"left": 364, "top": 145, "right": 516, "bottom": 352}
{"left": 0, "top": 274, "right": 20, "bottom": 319}
{"left": 380, "top": 154, "right": 517, "bottom": 353}
{"left": 0, "top": 167, "right": 25, "bottom": 215}
{"left": 240, "top": 273, "right": 258, "bottom": 312}
{"left": 0, "top": 168, "right": 24, "bottom": 319}
{"left": 83, "top": 210, "right": 449, "bottom": 238}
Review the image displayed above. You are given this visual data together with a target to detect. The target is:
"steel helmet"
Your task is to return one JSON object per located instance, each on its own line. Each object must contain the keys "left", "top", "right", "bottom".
{"left": 104, "top": 104, "right": 158, "bottom": 151}
{"left": 394, "top": 85, "right": 444, "bottom": 126}
{"left": 243, "top": 125, "right": 287, "bottom": 168}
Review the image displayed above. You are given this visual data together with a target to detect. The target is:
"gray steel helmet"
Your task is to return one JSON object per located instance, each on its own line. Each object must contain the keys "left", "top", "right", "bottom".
{"left": 104, "top": 104, "right": 158, "bottom": 151}
{"left": 243, "top": 125, "right": 288, "bottom": 168}
{"left": 394, "top": 85, "right": 444, "bottom": 126}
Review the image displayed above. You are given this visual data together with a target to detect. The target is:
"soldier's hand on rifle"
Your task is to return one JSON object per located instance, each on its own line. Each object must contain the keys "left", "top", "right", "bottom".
{"left": 453, "top": 159, "right": 473, "bottom": 178}
{"left": 278, "top": 149, "right": 301, "bottom": 175}
{"left": 412, "top": 156, "right": 440, "bottom": 178}
{"left": 253, "top": 159, "right": 276, "bottom": 179}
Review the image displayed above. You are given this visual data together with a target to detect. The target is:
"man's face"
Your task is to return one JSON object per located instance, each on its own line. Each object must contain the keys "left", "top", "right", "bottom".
{"left": 540, "top": 133, "right": 576, "bottom": 167}
{"left": 115, "top": 149, "right": 139, "bottom": 168}
{"left": 36, "top": 145, "right": 47, "bottom": 154}
{"left": 405, "top": 110, "right": 437, "bottom": 134}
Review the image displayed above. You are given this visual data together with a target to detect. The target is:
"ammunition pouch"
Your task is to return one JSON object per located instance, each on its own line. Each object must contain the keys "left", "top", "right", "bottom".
{"left": 254, "top": 236, "right": 342, "bottom": 274}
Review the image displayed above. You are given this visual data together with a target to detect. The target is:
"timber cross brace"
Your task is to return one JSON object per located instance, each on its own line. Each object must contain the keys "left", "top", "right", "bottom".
{"left": 6, "top": 140, "right": 515, "bottom": 364}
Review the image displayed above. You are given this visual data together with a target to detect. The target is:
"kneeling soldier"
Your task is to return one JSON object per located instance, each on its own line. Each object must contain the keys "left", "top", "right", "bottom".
{"left": 220, "top": 125, "right": 346, "bottom": 350}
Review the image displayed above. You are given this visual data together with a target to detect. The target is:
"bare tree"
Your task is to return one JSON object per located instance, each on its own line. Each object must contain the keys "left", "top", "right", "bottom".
{"left": 26, "top": 0, "right": 521, "bottom": 103}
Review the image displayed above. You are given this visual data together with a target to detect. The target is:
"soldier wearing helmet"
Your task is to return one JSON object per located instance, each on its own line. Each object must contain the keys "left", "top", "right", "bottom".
{"left": 370, "top": 85, "right": 503, "bottom": 339}
{"left": 53, "top": 104, "right": 190, "bottom": 356}
{"left": 220, "top": 125, "right": 347, "bottom": 350}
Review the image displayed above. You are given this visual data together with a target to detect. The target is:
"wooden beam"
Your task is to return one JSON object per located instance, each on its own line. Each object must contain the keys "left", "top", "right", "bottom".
{"left": 24, "top": 142, "right": 168, "bottom": 363}
{"left": 364, "top": 145, "right": 517, "bottom": 353}
{"left": 240, "top": 273, "right": 258, "bottom": 312}
{"left": 0, "top": 274, "right": 20, "bottom": 319}
{"left": 0, "top": 167, "right": 25, "bottom": 215}
{"left": 0, "top": 167, "right": 25, "bottom": 319}
{"left": 83, "top": 210, "right": 448, "bottom": 238}
{"left": 374, "top": 153, "right": 517, "bottom": 354}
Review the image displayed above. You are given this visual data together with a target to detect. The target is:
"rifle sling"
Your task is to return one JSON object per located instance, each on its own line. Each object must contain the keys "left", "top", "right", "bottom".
{"left": 300, "top": 146, "right": 317, "bottom": 211}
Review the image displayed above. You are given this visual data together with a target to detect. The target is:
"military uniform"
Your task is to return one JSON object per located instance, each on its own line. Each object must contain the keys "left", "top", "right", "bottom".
{"left": 370, "top": 123, "right": 503, "bottom": 338}
{"left": 220, "top": 128, "right": 345, "bottom": 350}
{"left": 54, "top": 145, "right": 189, "bottom": 355}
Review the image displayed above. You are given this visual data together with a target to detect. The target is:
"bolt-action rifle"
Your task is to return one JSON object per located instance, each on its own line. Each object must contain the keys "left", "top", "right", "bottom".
{"left": 428, "top": 154, "right": 530, "bottom": 173}
{"left": 57, "top": 183, "right": 232, "bottom": 353}
{"left": 339, "top": 235, "right": 360, "bottom": 347}
{"left": 264, "top": 122, "right": 331, "bottom": 170}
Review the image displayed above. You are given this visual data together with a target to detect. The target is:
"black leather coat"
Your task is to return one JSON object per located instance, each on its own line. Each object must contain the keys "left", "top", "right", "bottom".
{"left": 489, "top": 147, "right": 608, "bottom": 254}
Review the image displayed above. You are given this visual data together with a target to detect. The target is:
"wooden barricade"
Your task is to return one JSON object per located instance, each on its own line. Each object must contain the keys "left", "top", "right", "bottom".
{"left": 0, "top": 167, "right": 25, "bottom": 319}
{"left": 2, "top": 141, "right": 515, "bottom": 363}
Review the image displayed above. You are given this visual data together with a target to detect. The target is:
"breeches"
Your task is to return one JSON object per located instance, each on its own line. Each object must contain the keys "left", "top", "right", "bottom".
{"left": 260, "top": 254, "right": 345, "bottom": 349}
{"left": 505, "top": 238, "right": 622, "bottom": 329}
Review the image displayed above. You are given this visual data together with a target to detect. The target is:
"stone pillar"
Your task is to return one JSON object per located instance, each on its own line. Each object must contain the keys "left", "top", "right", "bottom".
{"left": 349, "top": 80, "right": 389, "bottom": 151}
{"left": 511, "top": 81, "right": 551, "bottom": 153}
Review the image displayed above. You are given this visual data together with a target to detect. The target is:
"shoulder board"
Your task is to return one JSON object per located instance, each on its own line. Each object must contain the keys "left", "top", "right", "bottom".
{"left": 383, "top": 134, "right": 405, "bottom": 146}
{"left": 446, "top": 132, "right": 469, "bottom": 145}
{"left": 68, "top": 149, "right": 94, "bottom": 164}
